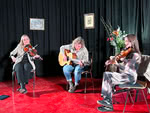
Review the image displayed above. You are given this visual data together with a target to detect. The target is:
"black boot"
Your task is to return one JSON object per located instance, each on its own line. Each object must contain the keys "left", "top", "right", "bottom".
{"left": 68, "top": 81, "right": 73, "bottom": 91}
{"left": 68, "top": 81, "right": 73, "bottom": 88}
{"left": 19, "top": 83, "right": 27, "bottom": 94}
{"left": 68, "top": 84, "right": 78, "bottom": 93}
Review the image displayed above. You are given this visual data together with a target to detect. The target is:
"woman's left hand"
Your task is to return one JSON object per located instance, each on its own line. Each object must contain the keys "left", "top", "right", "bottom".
{"left": 33, "top": 54, "right": 43, "bottom": 60}
{"left": 33, "top": 54, "right": 40, "bottom": 58}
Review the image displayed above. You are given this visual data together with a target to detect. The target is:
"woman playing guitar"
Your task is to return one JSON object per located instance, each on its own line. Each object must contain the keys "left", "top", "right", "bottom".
{"left": 59, "top": 36, "right": 89, "bottom": 93}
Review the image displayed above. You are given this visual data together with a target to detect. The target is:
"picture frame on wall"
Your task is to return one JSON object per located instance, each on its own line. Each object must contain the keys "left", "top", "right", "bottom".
{"left": 30, "top": 18, "right": 45, "bottom": 30}
{"left": 84, "top": 13, "right": 95, "bottom": 29}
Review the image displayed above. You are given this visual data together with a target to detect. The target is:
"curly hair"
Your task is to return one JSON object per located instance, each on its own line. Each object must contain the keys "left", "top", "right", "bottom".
{"left": 72, "top": 36, "right": 85, "bottom": 49}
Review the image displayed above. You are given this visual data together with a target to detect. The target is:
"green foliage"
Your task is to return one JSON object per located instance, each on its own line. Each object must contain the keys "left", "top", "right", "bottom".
{"left": 101, "top": 17, "right": 127, "bottom": 54}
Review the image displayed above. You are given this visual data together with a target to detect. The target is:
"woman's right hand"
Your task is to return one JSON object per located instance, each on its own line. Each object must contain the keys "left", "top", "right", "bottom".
{"left": 105, "top": 56, "right": 115, "bottom": 65}
{"left": 105, "top": 60, "right": 111, "bottom": 66}
{"left": 11, "top": 56, "right": 16, "bottom": 62}
{"left": 110, "top": 56, "right": 115, "bottom": 60}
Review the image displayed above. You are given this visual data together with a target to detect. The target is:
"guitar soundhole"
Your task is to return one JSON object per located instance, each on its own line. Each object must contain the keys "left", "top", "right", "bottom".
{"left": 67, "top": 56, "right": 69, "bottom": 61}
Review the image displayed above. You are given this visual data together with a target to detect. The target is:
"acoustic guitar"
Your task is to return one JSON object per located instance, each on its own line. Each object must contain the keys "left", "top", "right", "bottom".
{"left": 58, "top": 49, "right": 79, "bottom": 66}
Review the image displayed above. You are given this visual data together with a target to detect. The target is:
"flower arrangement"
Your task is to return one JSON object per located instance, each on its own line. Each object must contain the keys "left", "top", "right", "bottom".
{"left": 101, "top": 17, "right": 127, "bottom": 54}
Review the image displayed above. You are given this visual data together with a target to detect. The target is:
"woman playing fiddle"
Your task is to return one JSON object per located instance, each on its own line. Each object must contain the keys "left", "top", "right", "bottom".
{"left": 10, "top": 34, "right": 41, "bottom": 94}
{"left": 97, "top": 34, "right": 141, "bottom": 112}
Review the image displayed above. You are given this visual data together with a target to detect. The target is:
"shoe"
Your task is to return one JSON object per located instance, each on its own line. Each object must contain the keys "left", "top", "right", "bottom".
{"left": 97, "top": 106, "right": 113, "bottom": 112}
{"left": 19, "top": 89, "right": 27, "bottom": 94}
{"left": 17, "top": 88, "right": 21, "bottom": 91}
{"left": 23, "top": 90, "right": 27, "bottom": 94}
{"left": 68, "top": 81, "right": 73, "bottom": 89}
{"left": 97, "top": 98, "right": 112, "bottom": 108}
{"left": 68, "top": 85, "right": 78, "bottom": 93}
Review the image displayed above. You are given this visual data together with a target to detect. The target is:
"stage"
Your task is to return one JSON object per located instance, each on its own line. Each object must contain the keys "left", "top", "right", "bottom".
{"left": 0, "top": 76, "right": 150, "bottom": 113}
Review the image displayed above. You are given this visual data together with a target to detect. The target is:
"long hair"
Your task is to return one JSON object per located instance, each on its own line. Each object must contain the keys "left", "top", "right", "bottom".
{"left": 72, "top": 36, "right": 85, "bottom": 49}
{"left": 19, "top": 34, "right": 30, "bottom": 48}
{"left": 126, "top": 34, "right": 141, "bottom": 55}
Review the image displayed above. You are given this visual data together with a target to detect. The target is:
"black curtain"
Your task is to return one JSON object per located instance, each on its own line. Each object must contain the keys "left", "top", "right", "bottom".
{"left": 0, "top": 0, "right": 150, "bottom": 81}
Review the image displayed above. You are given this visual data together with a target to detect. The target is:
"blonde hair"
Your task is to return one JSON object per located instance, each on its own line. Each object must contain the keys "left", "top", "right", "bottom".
{"left": 126, "top": 34, "right": 141, "bottom": 55}
{"left": 19, "top": 34, "right": 30, "bottom": 48}
{"left": 72, "top": 36, "right": 85, "bottom": 49}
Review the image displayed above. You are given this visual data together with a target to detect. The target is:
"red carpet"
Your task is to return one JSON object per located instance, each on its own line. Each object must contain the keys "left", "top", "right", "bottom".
{"left": 0, "top": 76, "right": 150, "bottom": 113}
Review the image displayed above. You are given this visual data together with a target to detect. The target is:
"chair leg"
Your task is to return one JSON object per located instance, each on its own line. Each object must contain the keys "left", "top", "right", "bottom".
{"left": 32, "top": 70, "right": 36, "bottom": 97}
{"left": 135, "top": 89, "right": 139, "bottom": 102}
{"left": 128, "top": 90, "right": 134, "bottom": 105}
{"left": 33, "top": 71, "right": 36, "bottom": 91}
{"left": 84, "top": 73, "right": 87, "bottom": 93}
{"left": 123, "top": 90, "right": 129, "bottom": 113}
{"left": 12, "top": 71, "right": 16, "bottom": 92}
{"left": 141, "top": 90, "right": 150, "bottom": 113}
{"left": 66, "top": 83, "right": 69, "bottom": 90}
{"left": 90, "top": 72, "right": 94, "bottom": 93}
{"left": 12, "top": 71, "right": 16, "bottom": 105}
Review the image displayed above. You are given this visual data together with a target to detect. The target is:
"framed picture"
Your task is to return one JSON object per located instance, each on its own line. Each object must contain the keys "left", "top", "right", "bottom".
{"left": 84, "top": 13, "right": 95, "bottom": 29}
{"left": 30, "top": 18, "right": 45, "bottom": 30}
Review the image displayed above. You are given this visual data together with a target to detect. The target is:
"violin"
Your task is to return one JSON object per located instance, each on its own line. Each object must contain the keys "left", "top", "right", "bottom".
{"left": 24, "top": 44, "right": 43, "bottom": 60}
{"left": 105, "top": 47, "right": 132, "bottom": 71}
{"left": 111, "top": 47, "right": 132, "bottom": 64}
{"left": 108, "top": 47, "right": 132, "bottom": 64}
{"left": 24, "top": 44, "right": 37, "bottom": 57}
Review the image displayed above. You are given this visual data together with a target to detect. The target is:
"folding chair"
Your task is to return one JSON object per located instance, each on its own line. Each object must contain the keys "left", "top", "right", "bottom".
{"left": 118, "top": 80, "right": 150, "bottom": 113}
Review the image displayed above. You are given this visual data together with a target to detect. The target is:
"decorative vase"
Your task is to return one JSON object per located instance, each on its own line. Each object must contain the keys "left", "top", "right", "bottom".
{"left": 114, "top": 46, "right": 120, "bottom": 55}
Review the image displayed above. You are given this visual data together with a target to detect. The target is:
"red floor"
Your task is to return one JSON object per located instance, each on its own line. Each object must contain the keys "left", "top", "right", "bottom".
{"left": 0, "top": 76, "right": 150, "bottom": 113}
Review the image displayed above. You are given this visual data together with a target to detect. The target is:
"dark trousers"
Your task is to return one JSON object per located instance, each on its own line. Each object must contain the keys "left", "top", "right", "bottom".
{"left": 14, "top": 61, "right": 32, "bottom": 84}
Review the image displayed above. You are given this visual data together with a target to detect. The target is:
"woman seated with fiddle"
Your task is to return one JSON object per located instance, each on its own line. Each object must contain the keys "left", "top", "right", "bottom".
{"left": 97, "top": 34, "right": 141, "bottom": 112}
{"left": 10, "top": 34, "right": 41, "bottom": 94}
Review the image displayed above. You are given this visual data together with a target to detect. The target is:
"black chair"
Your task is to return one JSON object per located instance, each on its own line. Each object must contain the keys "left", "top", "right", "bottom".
{"left": 66, "top": 52, "right": 94, "bottom": 93}
{"left": 118, "top": 80, "right": 150, "bottom": 113}
{"left": 113, "top": 85, "right": 135, "bottom": 104}
{"left": 81, "top": 54, "right": 94, "bottom": 93}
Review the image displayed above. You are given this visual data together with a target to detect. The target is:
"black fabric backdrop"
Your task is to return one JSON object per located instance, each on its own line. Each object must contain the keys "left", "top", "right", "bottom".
{"left": 0, "top": 0, "right": 150, "bottom": 81}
